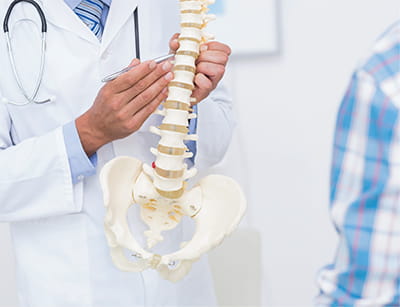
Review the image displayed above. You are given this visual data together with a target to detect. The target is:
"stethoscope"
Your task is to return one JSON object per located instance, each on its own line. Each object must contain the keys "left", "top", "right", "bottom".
{"left": 3, "top": 0, "right": 50, "bottom": 105}
{"left": 2, "top": 0, "right": 141, "bottom": 106}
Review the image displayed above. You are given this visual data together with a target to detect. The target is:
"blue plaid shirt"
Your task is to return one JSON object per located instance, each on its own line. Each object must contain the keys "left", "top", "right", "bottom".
{"left": 316, "top": 21, "right": 400, "bottom": 306}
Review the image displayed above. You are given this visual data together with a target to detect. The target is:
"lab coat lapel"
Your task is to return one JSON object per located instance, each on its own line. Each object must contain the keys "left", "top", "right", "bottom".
{"left": 42, "top": 0, "right": 99, "bottom": 45}
{"left": 100, "top": 0, "right": 138, "bottom": 54}
{"left": 133, "top": 0, "right": 178, "bottom": 60}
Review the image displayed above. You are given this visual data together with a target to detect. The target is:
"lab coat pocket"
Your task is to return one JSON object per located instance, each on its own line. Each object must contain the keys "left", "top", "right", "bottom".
{"left": 4, "top": 95, "right": 67, "bottom": 141}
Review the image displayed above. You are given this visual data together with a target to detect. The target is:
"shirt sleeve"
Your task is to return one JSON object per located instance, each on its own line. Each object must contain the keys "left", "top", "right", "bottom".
{"left": 62, "top": 121, "right": 97, "bottom": 184}
{"left": 316, "top": 70, "right": 400, "bottom": 305}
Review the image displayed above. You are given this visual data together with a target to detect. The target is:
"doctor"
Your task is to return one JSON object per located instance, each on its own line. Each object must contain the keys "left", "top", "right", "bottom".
{"left": 0, "top": 0, "right": 233, "bottom": 306}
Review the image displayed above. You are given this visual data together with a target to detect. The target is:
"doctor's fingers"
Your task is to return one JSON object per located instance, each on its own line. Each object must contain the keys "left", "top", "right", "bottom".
{"left": 196, "top": 62, "right": 225, "bottom": 85}
{"left": 169, "top": 33, "right": 180, "bottom": 53}
{"left": 196, "top": 50, "right": 229, "bottom": 66}
{"left": 201, "top": 41, "right": 232, "bottom": 56}
{"left": 118, "top": 61, "right": 173, "bottom": 101}
{"left": 127, "top": 90, "right": 168, "bottom": 131}
{"left": 122, "top": 72, "right": 172, "bottom": 115}
{"left": 191, "top": 73, "right": 214, "bottom": 104}
{"left": 111, "top": 60, "right": 158, "bottom": 93}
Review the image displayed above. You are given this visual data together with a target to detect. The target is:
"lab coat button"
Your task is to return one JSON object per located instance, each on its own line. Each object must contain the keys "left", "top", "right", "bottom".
{"left": 77, "top": 175, "right": 84, "bottom": 181}
{"left": 101, "top": 51, "right": 110, "bottom": 60}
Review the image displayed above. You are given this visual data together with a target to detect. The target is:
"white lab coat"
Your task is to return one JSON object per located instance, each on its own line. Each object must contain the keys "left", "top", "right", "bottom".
{"left": 0, "top": 0, "right": 234, "bottom": 306}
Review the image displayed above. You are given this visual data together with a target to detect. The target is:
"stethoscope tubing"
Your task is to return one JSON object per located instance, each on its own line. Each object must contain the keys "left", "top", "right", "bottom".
{"left": 4, "top": 0, "right": 47, "bottom": 33}
{"left": 3, "top": 0, "right": 50, "bottom": 105}
{"left": 3, "top": 2, "right": 142, "bottom": 105}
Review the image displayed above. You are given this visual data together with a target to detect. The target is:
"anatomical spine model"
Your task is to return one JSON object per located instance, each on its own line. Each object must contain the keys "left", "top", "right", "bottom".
{"left": 100, "top": 0, "right": 246, "bottom": 282}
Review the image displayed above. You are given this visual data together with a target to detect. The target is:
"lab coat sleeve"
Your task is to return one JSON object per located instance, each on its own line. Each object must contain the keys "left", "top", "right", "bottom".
{"left": 194, "top": 84, "right": 235, "bottom": 170}
{"left": 0, "top": 104, "right": 81, "bottom": 222}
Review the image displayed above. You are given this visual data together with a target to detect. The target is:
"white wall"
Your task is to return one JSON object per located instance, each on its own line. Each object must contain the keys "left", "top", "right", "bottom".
{"left": 1, "top": 1, "right": 400, "bottom": 306}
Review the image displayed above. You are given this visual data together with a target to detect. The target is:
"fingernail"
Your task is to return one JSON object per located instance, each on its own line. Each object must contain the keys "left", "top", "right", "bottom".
{"left": 200, "top": 45, "right": 208, "bottom": 52}
{"left": 149, "top": 61, "right": 157, "bottom": 69}
{"left": 163, "top": 61, "right": 172, "bottom": 71}
{"left": 165, "top": 72, "right": 173, "bottom": 81}
{"left": 173, "top": 39, "right": 179, "bottom": 45}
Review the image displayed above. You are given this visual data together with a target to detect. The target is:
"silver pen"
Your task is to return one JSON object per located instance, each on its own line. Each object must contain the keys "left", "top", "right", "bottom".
{"left": 101, "top": 53, "right": 175, "bottom": 83}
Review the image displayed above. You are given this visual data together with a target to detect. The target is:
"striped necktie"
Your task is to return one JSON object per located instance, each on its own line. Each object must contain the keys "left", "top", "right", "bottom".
{"left": 74, "top": 0, "right": 105, "bottom": 40}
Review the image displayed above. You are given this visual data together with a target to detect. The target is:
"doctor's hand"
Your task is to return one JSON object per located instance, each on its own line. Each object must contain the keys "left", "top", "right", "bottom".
{"left": 170, "top": 33, "right": 231, "bottom": 105}
{"left": 76, "top": 59, "right": 173, "bottom": 156}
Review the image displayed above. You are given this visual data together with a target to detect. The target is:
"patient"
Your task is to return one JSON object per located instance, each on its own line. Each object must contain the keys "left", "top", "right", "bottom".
{"left": 316, "top": 21, "right": 400, "bottom": 305}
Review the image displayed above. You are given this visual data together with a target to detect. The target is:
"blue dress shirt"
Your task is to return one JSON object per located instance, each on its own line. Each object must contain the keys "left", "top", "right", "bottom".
{"left": 63, "top": 121, "right": 98, "bottom": 184}
{"left": 63, "top": 0, "right": 197, "bottom": 184}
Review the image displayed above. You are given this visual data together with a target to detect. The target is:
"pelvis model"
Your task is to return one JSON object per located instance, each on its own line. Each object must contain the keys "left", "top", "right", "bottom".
{"left": 100, "top": 0, "right": 246, "bottom": 282}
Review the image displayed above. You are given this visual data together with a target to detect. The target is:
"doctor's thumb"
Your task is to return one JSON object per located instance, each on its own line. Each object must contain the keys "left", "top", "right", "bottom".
{"left": 169, "top": 33, "right": 180, "bottom": 53}
{"left": 129, "top": 58, "right": 141, "bottom": 67}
